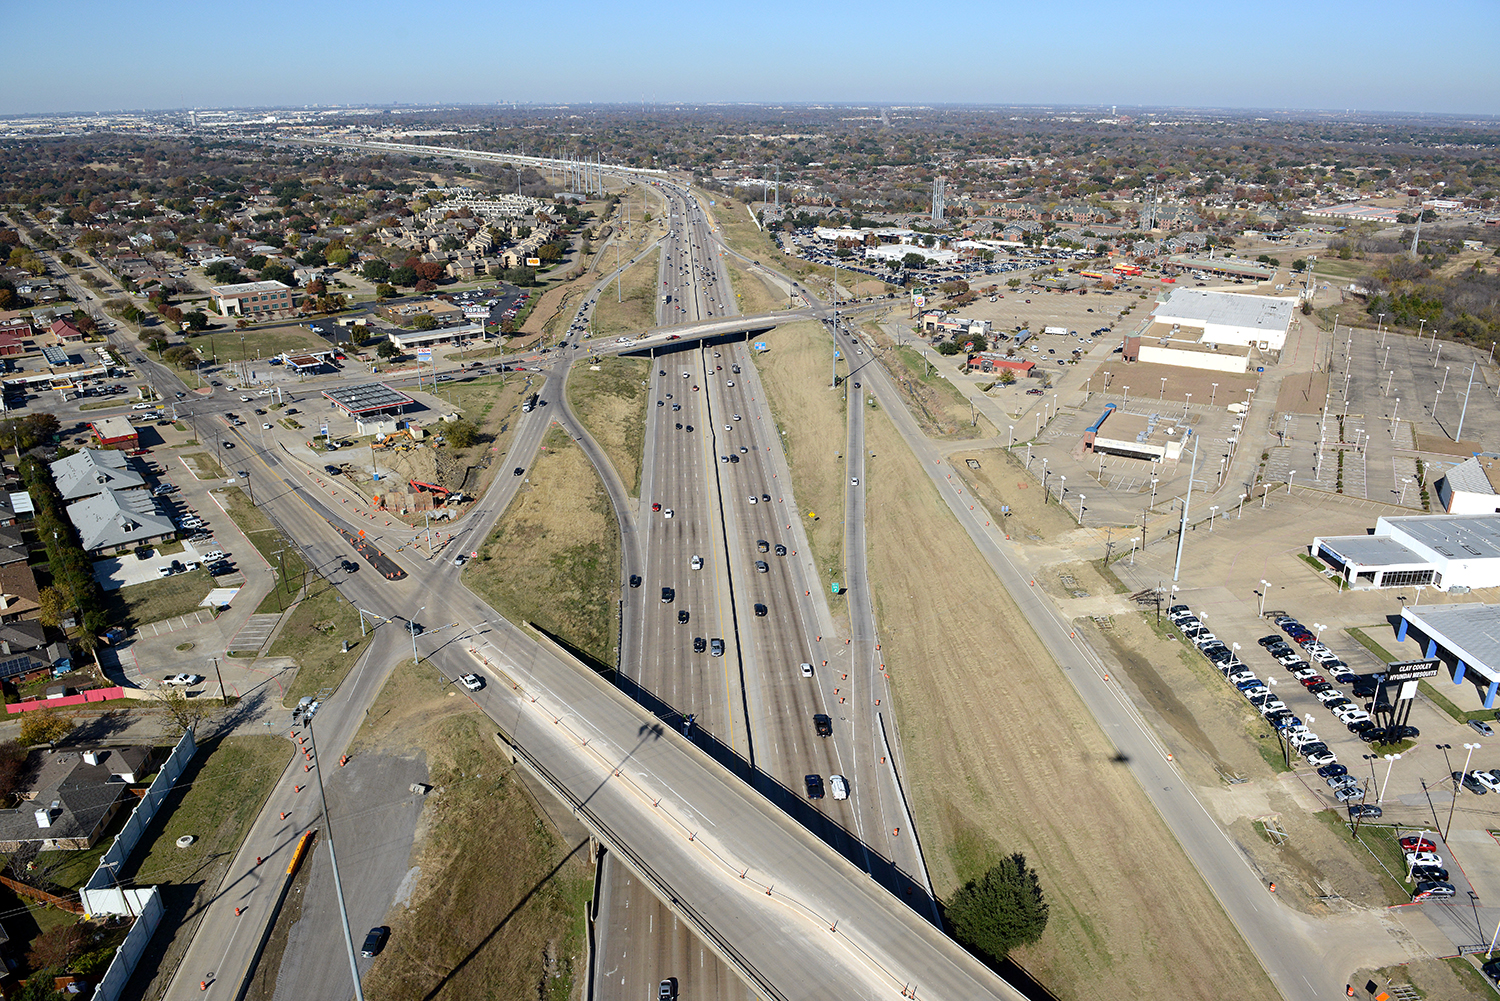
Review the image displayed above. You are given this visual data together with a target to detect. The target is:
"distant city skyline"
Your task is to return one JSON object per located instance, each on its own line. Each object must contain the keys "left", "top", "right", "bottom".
{"left": 3, "top": 0, "right": 1498, "bottom": 118}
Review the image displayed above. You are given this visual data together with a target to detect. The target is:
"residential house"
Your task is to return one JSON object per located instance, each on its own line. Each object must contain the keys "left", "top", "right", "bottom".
{"left": 0, "top": 747, "right": 153, "bottom": 851}
{"left": 49, "top": 319, "right": 86, "bottom": 343}
{"left": 0, "top": 563, "right": 40, "bottom": 623}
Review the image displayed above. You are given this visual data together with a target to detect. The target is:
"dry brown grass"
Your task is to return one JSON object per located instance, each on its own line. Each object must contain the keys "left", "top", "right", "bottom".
{"left": 466, "top": 427, "right": 621, "bottom": 668}
{"left": 751, "top": 320, "right": 848, "bottom": 587}
{"left": 353, "top": 661, "right": 592, "bottom": 1001}
{"left": 591, "top": 249, "right": 660, "bottom": 337}
{"left": 862, "top": 404, "right": 1273, "bottom": 1001}
{"left": 567, "top": 356, "right": 649, "bottom": 496}
{"left": 724, "top": 257, "right": 785, "bottom": 316}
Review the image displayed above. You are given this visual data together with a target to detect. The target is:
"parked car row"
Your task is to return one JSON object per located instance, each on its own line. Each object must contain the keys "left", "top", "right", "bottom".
{"left": 1266, "top": 615, "right": 1419, "bottom": 746}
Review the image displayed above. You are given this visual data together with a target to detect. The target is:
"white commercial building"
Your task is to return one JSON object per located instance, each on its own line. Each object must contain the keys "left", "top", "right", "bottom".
{"left": 864, "top": 243, "right": 958, "bottom": 266}
{"left": 1434, "top": 456, "right": 1500, "bottom": 514}
{"left": 1311, "top": 514, "right": 1500, "bottom": 592}
{"left": 1150, "top": 288, "right": 1296, "bottom": 352}
{"left": 1396, "top": 603, "right": 1500, "bottom": 708}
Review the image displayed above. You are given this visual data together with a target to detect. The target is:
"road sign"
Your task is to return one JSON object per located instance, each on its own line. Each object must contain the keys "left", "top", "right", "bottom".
{"left": 1383, "top": 659, "right": 1440, "bottom": 684}
{"left": 831, "top": 583, "right": 841, "bottom": 594}
{"left": 417, "top": 349, "right": 432, "bottom": 363}
{"left": 753, "top": 341, "right": 769, "bottom": 351}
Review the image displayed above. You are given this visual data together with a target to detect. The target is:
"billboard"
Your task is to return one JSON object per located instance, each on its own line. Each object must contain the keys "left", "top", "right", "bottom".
{"left": 1383, "top": 659, "right": 1440, "bottom": 684}
{"left": 417, "top": 349, "right": 432, "bottom": 363}
{"left": 912, "top": 294, "right": 926, "bottom": 308}
{"left": 526, "top": 257, "right": 541, "bottom": 267}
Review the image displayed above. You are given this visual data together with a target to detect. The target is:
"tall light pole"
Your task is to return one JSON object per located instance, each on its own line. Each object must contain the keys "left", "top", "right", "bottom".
{"left": 1258, "top": 580, "right": 1270, "bottom": 617}
{"left": 1209, "top": 505, "right": 1218, "bottom": 531}
{"left": 1077, "top": 494, "right": 1085, "bottom": 523}
{"left": 1129, "top": 537, "right": 1139, "bottom": 566}
{"left": 1172, "top": 432, "right": 1200, "bottom": 583}
{"left": 1313, "top": 621, "right": 1326, "bottom": 644}
{"left": 1159, "top": 376, "right": 1167, "bottom": 400}
{"left": 1288, "top": 470, "right": 1296, "bottom": 494}
{"left": 1399, "top": 477, "right": 1412, "bottom": 506}
{"left": 1210, "top": 382, "right": 1218, "bottom": 407}
{"left": 1008, "top": 424, "right": 1014, "bottom": 451}
{"left": 410, "top": 605, "right": 425, "bottom": 666}
{"left": 1448, "top": 742, "right": 1481, "bottom": 839}
{"left": 1238, "top": 492, "right": 1247, "bottom": 518}
{"left": 1184, "top": 392, "right": 1192, "bottom": 415}
{"left": 1378, "top": 753, "right": 1402, "bottom": 805}
{"left": 1058, "top": 474, "right": 1066, "bottom": 504}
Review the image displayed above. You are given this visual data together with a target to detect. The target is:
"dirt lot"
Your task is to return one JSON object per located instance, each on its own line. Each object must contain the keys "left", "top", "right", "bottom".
{"left": 751, "top": 320, "right": 848, "bottom": 592}
{"left": 591, "top": 249, "right": 661, "bottom": 336}
{"left": 466, "top": 427, "right": 621, "bottom": 669}
{"left": 861, "top": 404, "right": 1275, "bottom": 1001}
{"left": 1275, "top": 369, "right": 1331, "bottom": 416}
{"left": 725, "top": 257, "right": 785, "bottom": 316}
{"left": 350, "top": 661, "right": 592, "bottom": 1001}
{"left": 567, "top": 356, "right": 649, "bottom": 496}
{"left": 948, "top": 446, "right": 1078, "bottom": 544}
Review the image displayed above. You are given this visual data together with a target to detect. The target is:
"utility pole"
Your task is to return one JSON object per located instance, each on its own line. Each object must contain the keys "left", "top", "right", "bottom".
{"left": 210, "top": 656, "right": 225, "bottom": 702}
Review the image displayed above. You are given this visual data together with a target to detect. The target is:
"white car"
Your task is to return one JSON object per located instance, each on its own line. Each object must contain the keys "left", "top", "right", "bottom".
{"left": 1287, "top": 730, "right": 1321, "bottom": 749}
{"left": 202, "top": 550, "right": 225, "bottom": 562}
{"left": 458, "top": 673, "right": 483, "bottom": 692}
{"left": 800, "top": 663, "right": 814, "bottom": 677}
{"left": 240, "top": 395, "right": 252, "bottom": 402}
{"left": 663, "top": 508, "right": 673, "bottom": 519}
{"left": 748, "top": 495, "right": 757, "bottom": 504}
{"left": 690, "top": 555, "right": 703, "bottom": 570}
{"left": 1315, "top": 689, "right": 1347, "bottom": 705}
{"left": 829, "top": 774, "right": 849, "bottom": 800}
{"left": 1405, "top": 851, "right": 1444, "bottom": 868}
{"left": 131, "top": 402, "right": 153, "bottom": 410}
{"left": 1258, "top": 699, "right": 1288, "bottom": 715}
{"left": 162, "top": 674, "right": 202, "bottom": 686}
{"left": 262, "top": 423, "right": 273, "bottom": 430}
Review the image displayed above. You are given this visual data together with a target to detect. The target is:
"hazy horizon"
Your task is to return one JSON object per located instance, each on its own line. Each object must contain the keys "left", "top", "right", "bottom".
{"left": 3, "top": 0, "right": 1497, "bottom": 118}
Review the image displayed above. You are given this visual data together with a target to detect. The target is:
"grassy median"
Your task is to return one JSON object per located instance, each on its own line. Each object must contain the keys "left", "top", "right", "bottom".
{"left": 566, "top": 356, "right": 649, "bottom": 497}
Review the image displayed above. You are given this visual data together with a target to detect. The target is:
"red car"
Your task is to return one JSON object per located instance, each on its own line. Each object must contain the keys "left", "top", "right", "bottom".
{"left": 651, "top": 502, "right": 661, "bottom": 512}
{"left": 1300, "top": 675, "right": 1328, "bottom": 689}
{"left": 1399, "top": 836, "right": 1437, "bottom": 852}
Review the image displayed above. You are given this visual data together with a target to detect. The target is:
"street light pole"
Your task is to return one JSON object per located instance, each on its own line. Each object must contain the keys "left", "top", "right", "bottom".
{"left": 1447, "top": 742, "right": 1481, "bottom": 840}
{"left": 1258, "top": 580, "right": 1270, "bottom": 617}
{"left": 1378, "top": 753, "right": 1402, "bottom": 805}
{"left": 411, "top": 605, "right": 425, "bottom": 666}
{"left": 305, "top": 716, "right": 369, "bottom": 1001}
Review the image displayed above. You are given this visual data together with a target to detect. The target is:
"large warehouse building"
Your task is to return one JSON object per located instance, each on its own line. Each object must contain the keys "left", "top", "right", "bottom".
{"left": 1433, "top": 455, "right": 1500, "bottom": 514}
{"left": 1311, "top": 514, "right": 1500, "bottom": 592}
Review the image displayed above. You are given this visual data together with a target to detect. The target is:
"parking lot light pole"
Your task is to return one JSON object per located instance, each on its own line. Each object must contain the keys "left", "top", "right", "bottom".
{"left": 1399, "top": 477, "right": 1412, "bottom": 506}
{"left": 1258, "top": 580, "right": 1270, "bottom": 617}
{"left": 1238, "top": 492, "right": 1247, "bottom": 518}
{"left": 1448, "top": 742, "right": 1481, "bottom": 839}
{"left": 1129, "top": 537, "right": 1139, "bottom": 566}
{"left": 1008, "top": 425, "right": 1013, "bottom": 451}
{"left": 1210, "top": 382, "right": 1218, "bottom": 407}
{"left": 1288, "top": 470, "right": 1296, "bottom": 494}
{"left": 1378, "top": 753, "right": 1402, "bottom": 805}
{"left": 1077, "top": 495, "right": 1085, "bottom": 523}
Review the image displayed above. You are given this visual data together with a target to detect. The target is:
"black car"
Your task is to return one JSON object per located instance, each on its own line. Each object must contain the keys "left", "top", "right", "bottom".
{"left": 514, "top": 467, "right": 525, "bottom": 476}
{"left": 813, "top": 713, "right": 833, "bottom": 737}
{"left": 1389, "top": 724, "right": 1420, "bottom": 740}
{"left": 1257, "top": 635, "right": 1283, "bottom": 648}
{"left": 804, "top": 774, "right": 824, "bottom": 799}
{"left": 1348, "top": 719, "right": 1377, "bottom": 735}
{"left": 693, "top": 636, "right": 706, "bottom": 653}
{"left": 1455, "top": 771, "right": 1489, "bottom": 795}
{"left": 661, "top": 587, "right": 674, "bottom": 603}
{"left": 1348, "top": 804, "right": 1383, "bottom": 819}
{"left": 1317, "top": 763, "right": 1348, "bottom": 779}
{"left": 1484, "top": 958, "right": 1500, "bottom": 986}
{"left": 754, "top": 603, "right": 767, "bottom": 616}
{"left": 361, "top": 926, "right": 389, "bottom": 958}
{"left": 1359, "top": 727, "right": 1389, "bottom": 744}
{"left": 677, "top": 610, "right": 689, "bottom": 624}
{"left": 1351, "top": 676, "right": 1380, "bottom": 697}
{"left": 1410, "top": 864, "right": 1449, "bottom": 883}
{"left": 629, "top": 574, "right": 641, "bottom": 588}
{"left": 324, "top": 464, "right": 341, "bottom": 475}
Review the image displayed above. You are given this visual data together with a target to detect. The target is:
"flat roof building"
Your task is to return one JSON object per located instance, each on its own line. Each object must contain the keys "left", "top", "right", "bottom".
{"left": 1312, "top": 514, "right": 1500, "bottom": 592}
{"left": 88, "top": 417, "right": 139, "bottom": 449}
{"left": 322, "top": 383, "right": 414, "bottom": 418}
{"left": 1150, "top": 288, "right": 1296, "bottom": 352}
{"left": 211, "top": 281, "right": 298, "bottom": 321}
{"left": 1396, "top": 603, "right": 1500, "bottom": 708}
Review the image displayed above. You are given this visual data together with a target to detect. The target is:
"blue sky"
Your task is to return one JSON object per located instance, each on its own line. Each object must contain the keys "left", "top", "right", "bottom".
{"left": 4, "top": 0, "right": 1497, "bottom": 116}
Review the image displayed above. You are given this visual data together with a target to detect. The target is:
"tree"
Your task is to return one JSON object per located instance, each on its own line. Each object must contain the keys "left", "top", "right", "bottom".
{"left": 0, "top": 739, "right": 27, "bottom": 802}
{"left": 375, "top": 283, "right": 395, "bottom": 299}
{"left": 27, "top": 922, "right": 85, "bottom": 972}
{"left": 259, "top": 263, "right": 294, "bottom": 286}
{"left": 391, "top": 266, "right": 418, "bottom": 286}
{"left": 362, "top": 259, "right": 391, "bottom": 282}
{"left": 412, "top": 313, "right": 438, "bottom": 331}
{"left": 184, "top": 310, "right": 210, "bottom": 331}
{"left": 936, "top": 341, "right": 963, "bottom": 356}
{"left": 999, "top": 370, "right": 1017, "bottom": 386}
{"left": 36, "top": 586, "right": 70, "bottom": 628}
{"left": 944, "top": 854, "right": 1048, "bottom": 963}
{"left": 445, "top": 418, "right": 479, "bottom": 448}
{"left": 19, "top": 709, "right": 74, "bottom": 748}
{"left": 376, "top": 340, "right": 401, "bottom": 359}
{"left": 326, "top": 246, "right": 351, "bottom": 267}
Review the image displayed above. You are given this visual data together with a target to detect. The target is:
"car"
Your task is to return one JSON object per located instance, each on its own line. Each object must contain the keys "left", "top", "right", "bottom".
{"left": 775, "top": 544, "right": 787, "bottom": 556}
{"left": 1388, "top": 724, "right": 1420, "bottom": 740}
{"left": 1471, "top": 719, "right": 1495, "bottom": 737}
{"left": 1315, "top": 689, "right": 1347, "bottom": 704}
{"left": 131, "top": 402, "right": 152, "bottom": 410}
{"left": 757, "top": 539, "right": 770, "bottom": 553}
{"left": 261, "top": 423, "right": 273, "bottom": 430}
{"left": 805, "top": 774, "right": 824, "bottom": 799}
{"left": 1301, "top": 675, "right": 1329, "bottom": 689}
{"left": 1472, "top": 770, "right": 1500, "bottom": 793}
{"left": 664, "top": 508, "right": 673, "bottom": 518}
{"left": 830, "top": 774, "right": 849, "bottom": 800}
{"left": 710, "top": 638, "right": 724, "bottom": 657}
{"left": 1358, "top": 727, "right": 1389, "bottom": 744}
{"left": 659, "top": 978, "right": 678, "bottom": 1000}
{"left": 755, "top": 560, "right": 769, "bottom": 573}
{"left": 628, "top": 574, "right": 641, "bottom": 588}
{"left": 221, "top": 441, "right": 234, "bottom": 449}
{"left": 691, "top": 555, "right": 703, "bottom": 570}
{"left": 361, "top": 926, "right": 389, "bottom": 958}
{"left": 1257, "top": 635, "right": 1284, "bottom": 648}
{"left": 652, "top": 502, "right": 661, "bottom": 512}
{"left": 678, "top": 610, "right": 689, "bottom": 624}
{"left": 1348, "top": 804, "right": 1383, "bottom": 819}
{"left": 1399, "top": 836, "right": 1438, "bottom": 852}
{"left": 748, "top": 495, "right": 757, "bottom": 504}
{"left": 513, "top": 467, "right": 525, "bottom": 476}
{"left": 1413, "top": 881, "right": 1456, "bottom": 901}
{"left": 761, "top": 493, "right": 770, "bottom": 502}
{"left": 800, "top": 663, "right": 814, "bottom": 677}
{"left": 1290, "top": 666, "right": 1319, "bottom": 681}
{"left": 202, "top": 550, "right": 225, "bottom": 562}
{"left": 813, "top": 714, "right": 833, "bottom": 737}
{"left": 754, "top": 603, "right": 767, "bottom": 616}
{"left": 458, "top": 673, "right": 483, "bottom": 691}
{"left": 739, "top": 446, "right": 749, "bottom": 454}
{"left": 851, "top": 477, "right": 859, "bottom": 485}
{"left": 1411, "top": 864, "right": 1449, "bottom": 883}
{"left": 1333, "top": 783, "right": 1363, "bottom": 800}
{"left": 1405, "top": 851, "right": 1444, "bottom": 868}
{"left": 693, "top": 637, "right": 706, "bottom": 653}
{"left": 661, "top": 587, "right": 674, "bottom": 604}
{"left": 341, "top": 560, "right": 359, "bottom": 574}
{"left": 162, "top": 673, "right": 202, "bottom": 686}
{"left": 1351, "top": 676, "right": 1381, "bottom": 697}
{"left": 1327, "top": 778, "right": 1358, "bottom": 795}
{"left": 1455, "top": 771, "right": 1489, "bottom": 795}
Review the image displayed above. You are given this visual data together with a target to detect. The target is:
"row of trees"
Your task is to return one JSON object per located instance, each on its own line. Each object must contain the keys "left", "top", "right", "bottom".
{"left": 18, "top": 457, "right": 107, "bottom": 646}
